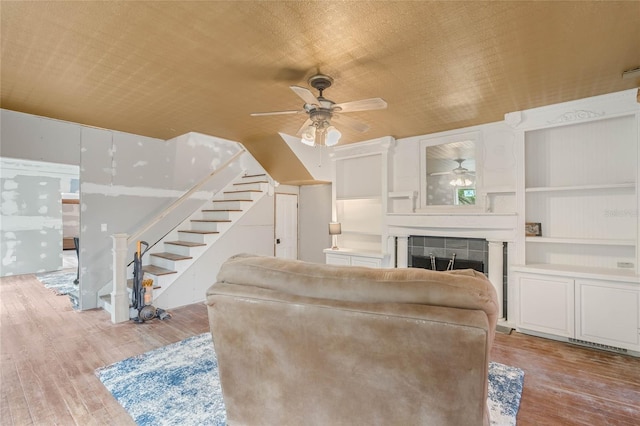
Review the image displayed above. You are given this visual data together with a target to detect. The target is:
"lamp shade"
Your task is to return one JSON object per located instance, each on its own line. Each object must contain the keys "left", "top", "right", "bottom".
{"left": 329, "top": 222, "right": 342, "bottom": 235}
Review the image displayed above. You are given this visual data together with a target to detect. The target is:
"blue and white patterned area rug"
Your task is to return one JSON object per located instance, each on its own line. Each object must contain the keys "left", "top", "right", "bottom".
{"left": 35, "top": 269, "right": 79, "bottom": 309}
{"left": 96, "top": 333, "right": 524, "bottom": 426}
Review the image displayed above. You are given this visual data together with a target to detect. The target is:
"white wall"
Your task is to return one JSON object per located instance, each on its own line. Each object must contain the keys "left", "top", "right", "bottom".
{"left": 299, "top": 184, "right": 332, "bottom": 263}
{"left": 79, "top": 129, "right": 245, "bottom": 309}
{"left": 1, "top": 109, "right": 251, "bottom": 309}
{"left": 0, "top": 109, "right": 82, "bottom": 276}
{"left": 0, "top": 109, "right": 81, "bottom": 165}
{"left": 0, "top": 158, "right": 79, "bottom": 276}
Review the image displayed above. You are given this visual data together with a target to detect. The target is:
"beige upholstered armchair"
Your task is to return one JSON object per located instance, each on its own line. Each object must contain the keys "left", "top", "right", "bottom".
{"left": 207, "top": 254, "right": 498, "bottom": 425}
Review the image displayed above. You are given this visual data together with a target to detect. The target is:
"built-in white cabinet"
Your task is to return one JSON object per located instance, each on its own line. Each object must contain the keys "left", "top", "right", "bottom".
{"left": 324, "top": 249, "right": 384, "bottom": 268}
{"left": 516, "top": 274, "right": 574, "bottom": 338}
{"left": 513, "top": 269, "right": 640, "bottom": 353}
{"left": 576, "top": 279, "right": 640, "bottom": 351}
{"left": 325, "top": 252, "right": 351, "bottom": 266}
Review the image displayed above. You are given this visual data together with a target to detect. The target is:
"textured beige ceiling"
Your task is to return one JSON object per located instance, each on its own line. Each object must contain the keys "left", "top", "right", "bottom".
{"left": 1, "top": 1, "right": 639, "bottom": 184}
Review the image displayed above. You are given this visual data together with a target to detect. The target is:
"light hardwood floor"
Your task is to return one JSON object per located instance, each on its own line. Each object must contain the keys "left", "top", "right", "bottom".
{"left": 1, "top": 273, "right": 639, "bottom": 425}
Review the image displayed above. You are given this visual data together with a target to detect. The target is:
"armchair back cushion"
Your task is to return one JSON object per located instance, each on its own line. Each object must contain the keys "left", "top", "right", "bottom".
{"left": 206, "top": 254, "right": 498, "bottom": 425}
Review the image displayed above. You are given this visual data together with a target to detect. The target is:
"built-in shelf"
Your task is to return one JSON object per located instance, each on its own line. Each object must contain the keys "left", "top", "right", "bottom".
{"left": 525, "top": 237, "right": 635, "bottom": 246}
{"left": 525, "top": 183, "right": 635, "bottom": 193}
{"left": 512, "top": 263, "right": 640, "bottom": 283}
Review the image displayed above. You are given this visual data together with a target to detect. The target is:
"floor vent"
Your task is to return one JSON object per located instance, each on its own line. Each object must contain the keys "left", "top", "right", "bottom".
{"left": 568, "top": 338, "right": 627, "bottom": 354}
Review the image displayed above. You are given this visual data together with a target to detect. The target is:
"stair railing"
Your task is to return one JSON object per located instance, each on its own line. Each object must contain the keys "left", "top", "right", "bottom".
{"left": 110, "top": 148, "right": 246, "bottom": 323}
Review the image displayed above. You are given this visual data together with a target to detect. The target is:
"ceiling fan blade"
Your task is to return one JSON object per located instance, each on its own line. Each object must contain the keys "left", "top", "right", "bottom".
{"left": 332, "top": 114, "right": 370, "bottom": 132}
{"left": 290, "top": 86, "right": 319, "bottom": 106}
{"left": 428, "top": 171, "right": 452, "bottom": 176}
{"left": 250, "top": 110, "right": 304, "bottom": 116}
{"left": 295, "top": 118, "right": 313, "bottom": 136}
{"left": 333, "top": 97, "right": 387, "bottom": 113}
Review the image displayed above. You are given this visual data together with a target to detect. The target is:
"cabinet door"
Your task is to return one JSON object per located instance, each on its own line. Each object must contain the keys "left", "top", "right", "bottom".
{"left": 517, "top": 274, "right": 574, "bottom": 337}
{"left": 350, "top": 256, "right": 381, "bottom": 268}
{"left": 576, "top": 280, "right": 640, "bottom": 351}
{"left": 326, "top": 253, "right": 351, "bottom": 266}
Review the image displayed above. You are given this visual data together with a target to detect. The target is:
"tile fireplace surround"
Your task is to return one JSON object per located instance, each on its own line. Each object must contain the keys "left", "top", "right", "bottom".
{"left": 408, "top": 236, "right": 508, "bottom": 315}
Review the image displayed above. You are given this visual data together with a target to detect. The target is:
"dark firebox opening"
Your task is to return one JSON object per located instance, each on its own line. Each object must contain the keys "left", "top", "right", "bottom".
{"left": 411, "top": 255, "right": 484, "bottom": 273}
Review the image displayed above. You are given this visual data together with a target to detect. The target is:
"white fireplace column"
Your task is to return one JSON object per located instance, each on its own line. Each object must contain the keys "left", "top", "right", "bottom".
{"left": 487, "top": 240, "right": 505, "bottom": 320}
{"left": 396, "top": 236, "right": 409, "bottom": 268}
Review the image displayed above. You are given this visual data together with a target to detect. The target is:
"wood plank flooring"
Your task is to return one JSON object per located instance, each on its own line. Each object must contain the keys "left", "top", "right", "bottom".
{"left": 1, "top": 273, "right": 639, "bottom": 425}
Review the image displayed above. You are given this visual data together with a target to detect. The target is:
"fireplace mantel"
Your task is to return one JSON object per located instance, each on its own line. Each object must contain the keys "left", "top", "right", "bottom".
{"left": 386, "top": 212, "right": 517, "bottom": 241}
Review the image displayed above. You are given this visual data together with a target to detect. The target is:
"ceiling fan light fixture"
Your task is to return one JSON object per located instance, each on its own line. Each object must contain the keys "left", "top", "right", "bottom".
{"left": 301, "top": 125, "right": 316, "bottom": 146}
{"left": 450, "top": 177, "right": 473, "bottom": 187}
{"left": 325, "top": 126, "right": 341, "bottom": 147}
{"left": 252, "top": 73, "right": 387, "bottom": 148}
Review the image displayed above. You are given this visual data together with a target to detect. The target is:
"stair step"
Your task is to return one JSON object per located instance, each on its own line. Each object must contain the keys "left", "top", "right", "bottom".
{"left": 190, "top": 219, "right": 232, "bottom": 232}
{"left": 231, "top": 182, "right": 266, "bottom": 191}
{"left": 99, "top": 294, "right": 111, "bottom": 310}
{"left": 177, "top": 229, "right": 218, "bottom": 244}
{"left": 210, "top": 200, "right": 253, "bottom": 210}
{"left": 214, "top": 199, "right": 254, "bottom": 202}
{"left": 143, "top": 265, "right": 177, "bottom": 276}
{"left": 223, "top": 190, "right": 262, "bottom": 194}
{"left": 165, "top": 240, "right": 206, "bottom": 247}
{"left": 178, "top": 230, "right": 219, "bottom": 234}
{"left": 240, "top": 174, "right": 269, "bottom": 184}
{"left": 222, "top": 190, "right": 262, "bottom": 201}
{"left": 201, "top": 209, "right": 242, "bottom": 212}
{"left": 200, "top": 208, "right": 242, "bottom": 221}
{"left": 233, "top": 181, "right": 268, "bottom": 186}
{"left": 149, "top": 252, "right": 192, "bottom": 261}
{"left": 127, "top": 277, "right": 161, "bottom": 290}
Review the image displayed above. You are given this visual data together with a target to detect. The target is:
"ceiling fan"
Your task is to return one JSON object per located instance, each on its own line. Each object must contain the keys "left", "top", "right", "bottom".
{"left": 428, "top": 159, "right": 476, "bottom": 186}
{"left": 250, "top": 74, "right": 387, "bottom": 147}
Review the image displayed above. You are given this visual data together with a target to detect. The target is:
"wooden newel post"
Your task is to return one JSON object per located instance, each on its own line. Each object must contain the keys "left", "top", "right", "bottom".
{"left": 111, "top": 233, "right": 130, "bottom": 323}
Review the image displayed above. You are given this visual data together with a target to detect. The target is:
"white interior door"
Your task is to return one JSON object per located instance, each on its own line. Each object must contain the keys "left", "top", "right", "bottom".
{"left": 275, "top": 193, "right": 298, "bottom": 259}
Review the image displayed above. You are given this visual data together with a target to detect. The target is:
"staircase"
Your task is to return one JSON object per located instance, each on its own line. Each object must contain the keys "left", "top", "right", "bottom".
{"left": 100, "top": 173, "right": 270, "bottom": 314}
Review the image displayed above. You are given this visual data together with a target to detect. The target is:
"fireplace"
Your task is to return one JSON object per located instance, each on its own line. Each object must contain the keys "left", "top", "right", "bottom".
{"left": 411, "top": 255, "right": 484, "bottom": 273}
{"left": 409, "top": 236, "right": 488, "bottom": 270}
{"left": 407, "top": 235, "right": 508, "bottom": 318}
{"left": 386, "top": 212, "right": 518, "bottom": 322}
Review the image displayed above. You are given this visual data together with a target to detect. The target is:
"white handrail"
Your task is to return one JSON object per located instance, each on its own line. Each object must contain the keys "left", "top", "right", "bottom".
{"left": 127, "top": 148, "right": 246, "bottom": 244}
